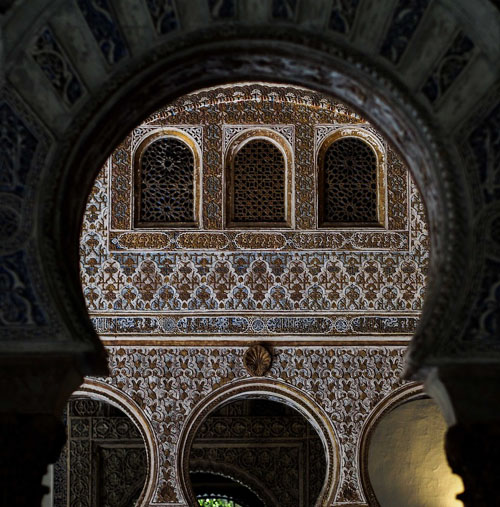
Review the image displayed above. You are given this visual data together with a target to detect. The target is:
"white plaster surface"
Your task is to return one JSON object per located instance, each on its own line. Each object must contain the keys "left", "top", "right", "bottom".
{"left": 41, "top": 464, "right": 53, "bottom": 507}
{"left": 368, "top": 398, "right": 463, "bottom": 507}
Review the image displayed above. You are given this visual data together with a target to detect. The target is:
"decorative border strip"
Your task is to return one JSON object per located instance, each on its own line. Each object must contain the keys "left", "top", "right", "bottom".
{"left": 108, "top": 229, "right": 410, "bottom": 251}
{"left": 90, "top": 314, "right": 420, "bottom": 336}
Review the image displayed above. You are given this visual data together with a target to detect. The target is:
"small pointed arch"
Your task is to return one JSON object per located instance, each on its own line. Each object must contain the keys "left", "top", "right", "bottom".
{"left": 225, "top": 129, "right": 293, "bottom": 228}
{"left": 134, "top": 129, "right": 201, "bottom": 227}
{"left": 317, "top": 128, "right": 386, "bottom": 227}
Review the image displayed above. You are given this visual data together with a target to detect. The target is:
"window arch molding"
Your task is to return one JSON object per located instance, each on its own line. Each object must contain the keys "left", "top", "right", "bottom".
{"left": 317, "top": 127, "right": 387, "bottom": 228}
{"left": 190, "top": 465, "right": 277, "bottom": 507}
{"left": 133, "top": 128, "right": 202, "bottom": 228}
{"left": 225, "top": 129, "right": 294, "bottom": 228}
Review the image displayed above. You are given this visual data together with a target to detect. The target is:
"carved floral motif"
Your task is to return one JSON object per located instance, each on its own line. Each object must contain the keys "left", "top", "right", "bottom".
{"left": 144, "top": 0, "right": 179, "bottom": 35}
{"left": 422, "top": 31, "right": 475, "bottom": 104}
{"left": 76, "top": 0, "right": 128, "bottom": 65}
{"left": 328, "top": 0, "right": 361, "bottom": 34}
{"left": 381, "top": 0, "right": 430, "bottom": 64}
{"left": 80, "top": 89, "right": 428, "bottom": 336}
{"left": 97, "top": 345, "right": 407, "bottom": 503}
{"left": 30, "top": 27, "right": 85, "bottom": 107}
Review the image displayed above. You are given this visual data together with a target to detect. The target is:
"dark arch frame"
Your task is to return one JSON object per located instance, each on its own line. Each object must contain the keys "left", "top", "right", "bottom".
{"left": 42, "top": 28, "right": 466, "bottom": 377}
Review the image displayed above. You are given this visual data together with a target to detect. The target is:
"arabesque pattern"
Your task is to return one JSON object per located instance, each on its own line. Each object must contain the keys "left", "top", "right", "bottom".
{"left": 100, "top": 345, "right": 407, "bottom": 504}
{"left": 80, "top": 84, "right": 428, "bottom": 339}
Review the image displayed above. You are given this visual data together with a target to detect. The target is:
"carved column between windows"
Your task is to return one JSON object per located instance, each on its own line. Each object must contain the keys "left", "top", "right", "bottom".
{"left": 0, "top": 356, "right": 84, "bottom": 506}
{"left": 425, "top": 365, "right": 500, "bottom": 507}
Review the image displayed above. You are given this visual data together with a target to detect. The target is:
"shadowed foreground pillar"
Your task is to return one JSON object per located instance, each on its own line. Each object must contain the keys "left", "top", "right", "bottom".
{"left": 446, "top": 423, "right": 500, "bottom": 507}
{"left": 426, "top": 365, "right": 500, "bottom": 507}
{"left": 0, "top": 414, "right": 65, "bottom": 505}
{"left": 0, "top": 357, "right": 83, "bottom": 506}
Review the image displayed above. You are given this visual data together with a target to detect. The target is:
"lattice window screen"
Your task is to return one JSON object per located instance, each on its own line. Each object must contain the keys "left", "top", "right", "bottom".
{"left": 320, "top": 137, "right": 378, "bottom": 224}
{"left": 138, "top": 137, "right": 195, "bottom": 225}
{"left": 231, "top": 139, "right": 286, "bottom": 224}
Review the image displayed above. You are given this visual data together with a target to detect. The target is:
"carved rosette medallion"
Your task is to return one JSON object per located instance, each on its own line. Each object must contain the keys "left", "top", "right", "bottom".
{"left": 243, "top": 345, "right": 272, "bottom": 376}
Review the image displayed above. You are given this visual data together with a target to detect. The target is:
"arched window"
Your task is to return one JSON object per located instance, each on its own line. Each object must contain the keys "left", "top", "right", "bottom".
{"left": 134, "top": 131, "right": 200, "bottom": 227}
{"left": 318, "top": 134, "right": 383, "bottom": 227}
{"left": 226, "top": 132, "right": 292, "bottom": 227}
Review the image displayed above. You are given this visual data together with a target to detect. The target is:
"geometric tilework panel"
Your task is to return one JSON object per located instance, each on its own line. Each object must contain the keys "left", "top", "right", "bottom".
{"left": 80, "top": 84, "right": 429, "bottom": 338}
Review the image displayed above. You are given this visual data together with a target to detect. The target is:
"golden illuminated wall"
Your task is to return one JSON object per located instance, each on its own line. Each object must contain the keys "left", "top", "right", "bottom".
{"left": 368, "top": 398, "right": 463, "bottom": 507}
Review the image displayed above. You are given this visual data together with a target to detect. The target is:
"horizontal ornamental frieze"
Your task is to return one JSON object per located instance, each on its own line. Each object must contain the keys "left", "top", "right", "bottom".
{"left": 177, "top": 232, "right": 229, "bottom": 249}
{"left": 108, "top": 230, "right": 409, "bottom": 251}
{"left": 90, "top": 315, "right": 419, "bottom": 336}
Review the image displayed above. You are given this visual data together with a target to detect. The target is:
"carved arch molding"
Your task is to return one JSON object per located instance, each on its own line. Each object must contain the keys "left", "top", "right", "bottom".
{"left": 176, "top": 378, "right": 340, "bottom": 506}
{"left": 71, "top": 380, "right": 158, "bottom": 506}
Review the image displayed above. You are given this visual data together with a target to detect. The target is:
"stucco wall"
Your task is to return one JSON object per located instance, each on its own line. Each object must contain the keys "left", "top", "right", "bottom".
{"left": 369, "top": 398, "right": 463, "bottom": 507}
